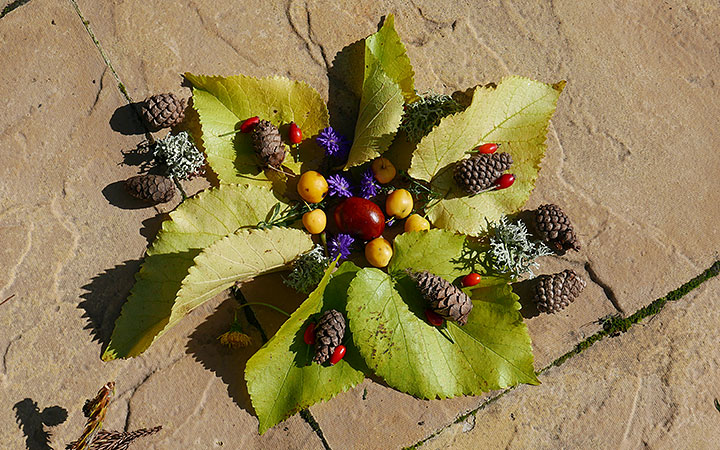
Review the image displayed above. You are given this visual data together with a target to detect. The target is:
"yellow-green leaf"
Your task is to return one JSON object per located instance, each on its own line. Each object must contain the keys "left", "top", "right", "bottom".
{"left": 344, "top": 24, "right": 407, "bottom": 168}
{"left": 246, "top": 261, "right": 365, "bottom": 433}
{"left": 365, "top": 14, "right": 418, "bottom": 103}
{"left": 172, "top": 227, "right": 313, "bottom": 324}
{"left": 185, "top": 73, "right": 329, "bottom": 184}
{"left": 103, "top": 184, "right": 284, "bottom": 360}
{"left": 408, "top": 77, "right": 565, "bottom": 235}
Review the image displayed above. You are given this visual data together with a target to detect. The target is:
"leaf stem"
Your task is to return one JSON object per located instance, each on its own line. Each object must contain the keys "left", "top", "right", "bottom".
{"left": 237, "top": 302, "right": 291, "bottom": 318}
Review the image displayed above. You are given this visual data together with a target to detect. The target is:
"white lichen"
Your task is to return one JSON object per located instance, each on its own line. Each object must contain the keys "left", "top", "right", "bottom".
{"left": 487, "top": 217, "right": 552, "bottom": 279}
{"left": 283, "top": 245, "right": 330, "bottom": 294}
{"left": 152, "top": 131, "right": 205, "bottom": 180}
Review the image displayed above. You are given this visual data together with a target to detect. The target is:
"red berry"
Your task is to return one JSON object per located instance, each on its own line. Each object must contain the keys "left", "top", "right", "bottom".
{"left": 303, "top": 323, "right": 316, "bottom": 345}
{"left": 240, "top": 116, "right": 260, "bottom": 133}
{"left": 329, "top": 345, "right": 346, "bottom": 365}
{"left": 476, "top": 143, "right": 498, "bottom": 154}
{"left": 462, "top": 273, "right": 482, "bottom": 287}
{"left": 334, "top": 197, "right": 385, "bottom": 241}
{"left": 495, "top": 173, "right": 515, "bottom": 190}
{"left": 424, "top": 309, "right": 444, "bottom": 326}
{"left": 289, "top": 122, "right": 302, "bottom": 144}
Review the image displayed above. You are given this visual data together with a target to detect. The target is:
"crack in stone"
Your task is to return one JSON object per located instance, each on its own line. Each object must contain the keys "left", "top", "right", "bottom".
{"left": 286, "top": 0, "right": 328, "bottom": 70}
{"left": 0, "top": 0, "right": 30, "bottom": 19}
{"left": 585, "top": 261, "right": 624, "bottom": 315}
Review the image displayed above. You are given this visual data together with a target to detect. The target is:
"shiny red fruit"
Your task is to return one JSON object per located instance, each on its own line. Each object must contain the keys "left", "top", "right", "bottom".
{"left": 476, "top": 143, "right": 498, "bottom": 154}
{"left": 334, "top": 197, "right": 385, "bottom": 240}
{"left": 425, "top": 309, "right": 444, "bottom": 326}
{"left": 289, "top": 122, "right": 302, "bottom": 144}
{"left": 329, "top": 345, "right": 346, "bottom": 365}
{"left": 240, "top": 116, "right": 260, "bottom": 133}
{"left": 303, "top": 323, "right": 316, "bottom": 345}
{"left": 462, "top": 273, "right": 482, "bottom": 287}
{"left": 495, "top": 173, "right": 516, "bottom": 190}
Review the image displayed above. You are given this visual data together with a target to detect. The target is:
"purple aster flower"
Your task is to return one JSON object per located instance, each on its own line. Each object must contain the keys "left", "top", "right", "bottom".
{"left": 386, "top": 217, "right": 396, "bottom": 227}
{"left": 328, "top": 233, "right": 354, "bottom": 260}
{"left": 357, "top": 168, "right": 379, "bottom": 199}
{"left": 327, "top": 174, "right": 353, "bottom": 198}
{"left": 317, "top": 127, "right": 350, "bottom": 161}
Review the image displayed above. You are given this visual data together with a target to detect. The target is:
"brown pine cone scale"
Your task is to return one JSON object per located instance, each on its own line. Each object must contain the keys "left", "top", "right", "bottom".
{"left": 313, "top": 310, "right": 346, "bottom": 364}
{"left": 533, "top": 269, "right": 586, "bottom": 314}
{"left": 407, "top": 270, "right": 473, "bottom": 325}
{"left": 534, "top": 204, "right": 580, "bottom": 253}
{"left": 454, "top": 152, "right": 513, "bottom": 194}
{"left": 139, "top": 93, "right": 187, "bottom": 130}
{"left": 124, "top": 174, "right": 176, "bottom": 204}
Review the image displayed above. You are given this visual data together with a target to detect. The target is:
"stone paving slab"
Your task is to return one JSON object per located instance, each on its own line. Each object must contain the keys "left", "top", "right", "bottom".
{"left": 1, "top": 0, "right": 719, "bottom": 449}
{"left": 422, "top": 277, "right": 720, "bottom": 449}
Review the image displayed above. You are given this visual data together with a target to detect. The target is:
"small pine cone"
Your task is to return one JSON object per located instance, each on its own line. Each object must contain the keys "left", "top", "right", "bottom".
{"left": 407, "top": 270, "right": 473, "bottom": 325}
{"left": 139, "top": 93, "right": 187, "bottom": 130}
{"left": 124, "top": 174, "right": 176, "bottom": 203}
{"left": 251, "top": 120, "right": 286, "bottom": 168}
{"left": 534, "top": 204, "right": 580, "bottom": 253}
{"left": 313, "top": 310, "right": 345, "bottom": 364}
{"left": 533, "top": 269, "right": 586, "bottom": 314}
{"left": 454, "top": 152, "right": 513, "bottom": 194}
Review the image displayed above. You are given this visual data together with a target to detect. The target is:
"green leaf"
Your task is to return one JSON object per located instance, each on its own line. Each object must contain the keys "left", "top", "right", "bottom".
{"left": 103, "top": 184, "right": 284, "bottom": 360}
{"left": 173, "top": 227, "right": 313, "bottom": 324}
{"left": 365, "top": 14, "right": 417, "bottom": 103}
{"left": 388, "top": 229, "right": 466, "bottom": 280}
{"left": 246, "top": 261, "right": 365, "bottom": 433}
{"left": 344, "top": 27, "right": 406, "bottom": 168}
{"left": 185, "top": 73, "right": 329, "bottom": 184}
{"left": 347, "top": 269, "right": 538, "bottom": 399}
{"left": 408, "top": 77, "right": 565, "bottom": 235}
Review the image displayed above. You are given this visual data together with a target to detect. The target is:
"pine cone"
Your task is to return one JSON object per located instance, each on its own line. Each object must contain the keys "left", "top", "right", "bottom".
{"left": 124, "top": 174, "right": 176, "bottom": 203}
{"left": 313, "top": 310, "right": 345, "bottom": 364}
{"left": 407, "top": 270, "right": 473, "bottom": 325}
{"left": 454, "top": 152, "right": 513, "bottom": 194}
{"left": 534, "top": 204, "right": 580, "bottom": 253}
{"left": 139, "top": 93, "right": 187, "bottom": 130}
{"left": 251, "top": 120, "right": 286, "bottom": 168}
{"left": 533, "top": 269, "right": 586, "bottom": 314}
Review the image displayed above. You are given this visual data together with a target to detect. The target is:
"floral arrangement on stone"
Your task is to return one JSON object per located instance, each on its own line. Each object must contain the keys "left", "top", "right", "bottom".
{"left": 106, "top": 15, "right": 586, "bottom": 433}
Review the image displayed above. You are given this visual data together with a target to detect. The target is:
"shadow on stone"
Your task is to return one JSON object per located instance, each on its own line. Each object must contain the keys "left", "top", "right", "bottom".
{"left": 512, "top": 279, "right": 540, "bottom": 319}
{"left": 13, "top": 398, "right": 67, "bottom": 450}
{"left": 327, "top": 39, "right": 365, "bottom": 139}
{"left": 186, "top": 298, "right": 259, "bottom": 416}
{"left": 101, "top": 181, "right": 154, "bottom": 210}
{"left": 140, "top": 213, "right": 169, "bottom": 244}
{"left": 79, "top": 259, "right": 142, "bottom": 353}
{"left": 110, "top": 103, "right": 146, "bottom": 135}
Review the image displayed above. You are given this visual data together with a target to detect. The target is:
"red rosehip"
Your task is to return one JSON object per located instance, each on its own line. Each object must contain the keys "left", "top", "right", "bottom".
{"left": 462, "top": 273, "right": 482, "bottom": 287}
{"left": 495, "top": 173, "right": 516, "bottom": 190}
{"left": 289, "top": 122, "right": 302, "bottom": 144}
{"left": 476, "top": 143, "right": 498, "bottom": 154}
{"left": 425, "top": 309, "right": 444, "bottom": 327}
{"left": 303, "top": 323, "right": 316, "bottom": 345}
{"left": 329, "top": 345, "right": 346, "bottom": 365}
{"left": 240, "top": 116, "right": 260, "bottom": 133}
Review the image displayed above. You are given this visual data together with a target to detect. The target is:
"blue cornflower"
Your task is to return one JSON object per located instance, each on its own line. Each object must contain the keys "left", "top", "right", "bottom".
{"left": 317, "top": 127, "right": 350, "bottom": 160}
{"left": 328, "top": 233, "right": 355, "bottom": 260}
{"left": 357, "top": 168, "right": 379, "bottom": 199}
{"left": 327, "top": 174, "right": 353, "bottom": 198}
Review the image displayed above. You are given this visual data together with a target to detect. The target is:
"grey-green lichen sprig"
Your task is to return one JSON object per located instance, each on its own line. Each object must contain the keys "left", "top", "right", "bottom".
{"left": 284, "top": 245, "right": 330, "bottom": 294}
{"left": 400, "top": 93, "right": 463, "bottom": 143}
{"left": 152, "top": 131, "right": 205, "bottom": 180}
{"left": 487, "top": 216, "right": 553, "bottom": 279}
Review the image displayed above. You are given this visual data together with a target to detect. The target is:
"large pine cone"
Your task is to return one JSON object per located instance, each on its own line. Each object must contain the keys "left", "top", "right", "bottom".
{"left": 533, "top": 269, "right": 586, "bottom": 314}
{"left": 407, "top": 270, "right": 473, "bottom": 325}
{"left": 454, "top": 152, "right": 513, "bottom": 194}
{"left": 534, "top": 204, "right": 580, "bottom": 253}
{"left": 313, "top": 310, "right": 345, "bottom": 364}
{"left": 139, "top": 93, "right": 187, "bottom": 130}
{"left": 124, "top": 174, "right": 175, "bottom": 203}
{"left": 251, "top": 120, "right": 286, "bottom": 168}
